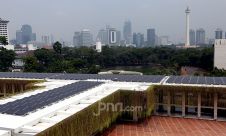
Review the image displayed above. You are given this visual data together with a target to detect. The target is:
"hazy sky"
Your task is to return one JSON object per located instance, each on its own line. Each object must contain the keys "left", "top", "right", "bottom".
{"left": 1, "top": 0, "right": 226, "bottom": 43}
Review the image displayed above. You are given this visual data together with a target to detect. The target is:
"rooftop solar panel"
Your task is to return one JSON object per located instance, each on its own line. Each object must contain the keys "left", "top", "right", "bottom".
{"left": 0, "top": 81, "right": 103, "bottom": 116}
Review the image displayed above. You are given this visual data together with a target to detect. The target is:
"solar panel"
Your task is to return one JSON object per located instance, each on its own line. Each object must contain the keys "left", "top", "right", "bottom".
{"left": 0, "top": 81, "right": 103, "bottom": 116}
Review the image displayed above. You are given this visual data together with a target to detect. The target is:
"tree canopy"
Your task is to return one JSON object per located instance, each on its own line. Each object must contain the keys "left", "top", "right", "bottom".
{"left": 23, "top": 45, "right": 216, "bottom": 75}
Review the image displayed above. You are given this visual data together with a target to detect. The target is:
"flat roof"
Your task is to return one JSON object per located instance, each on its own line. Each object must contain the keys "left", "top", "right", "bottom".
{"left": 102, "top": 116, "right": 226, "bottom": 136}
{"left": 0, "top": 72, "right": 226, "bottom": 135}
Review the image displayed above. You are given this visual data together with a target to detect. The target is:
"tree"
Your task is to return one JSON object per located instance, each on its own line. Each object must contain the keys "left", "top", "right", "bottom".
{"left": 53, "top": 41, "right": 62, "bottom": 54}
{"left": 23, "top": 56, "right": 38, "bottom": 72}
{"left": 0, "top": 47, "right": 16, "bottom": 71}
{"left": 0, "top": 36, "right": 8, "bottom": 45}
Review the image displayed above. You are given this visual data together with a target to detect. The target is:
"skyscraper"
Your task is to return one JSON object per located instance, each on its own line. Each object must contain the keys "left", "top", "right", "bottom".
{"left": 0, "top": 18, "right": 9, "bottom": 44}
{"left": 215, "top": 28, "right": 223, "bottom": 39}
{"left": 133, "top": 33, "right": 144, "bottom": 48}
{"left": 97, "top": 27, "right": 120, "bottom": 46}
{"left": 185, "top": 7, "right": 191, "bottom": 47}
{"left": 73, "top": 32, "right": 81, "bottom": 47}
{"left": 97, "top": 29, "right": 108, "bottom": 44}
{"left": 196, "top": 28, "right": 206, "bottom": 45}
{"left": 42, "top": 35, "right": 50, "bottom": 45}
{"left": 147, "top": 28, "right": 156, "bottom": 46}
{"left": 123, "top": 21, "right": 132, "bottom": 44}
{"left": 16, "top": 24, "right": 36, "bottom": 44}
{"left": 81, "top": 29, "right": 93, "bottom": 46}
{"left": 190, "top": 29, "right": 196, "bottom": 45}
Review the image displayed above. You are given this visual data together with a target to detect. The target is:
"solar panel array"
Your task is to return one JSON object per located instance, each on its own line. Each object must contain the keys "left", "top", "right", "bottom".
{"left": 0, "top": 81, "right": 103, "bottom": 116}
{"left": 50, "top": 74, "right": 165, "bottom": 83}
{"left": 0, "top": 72, "right": 164, "bottom": 83}
{"left": 0, "top": 72, "right": 60, "bottom": 79}
{"left": 166, "top": 76, "right": 226, "bottom": 85}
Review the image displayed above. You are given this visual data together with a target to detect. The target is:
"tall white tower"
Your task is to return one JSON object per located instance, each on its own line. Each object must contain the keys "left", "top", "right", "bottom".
{"left": 185, "top": 6, "right": 191, "bottom": 47}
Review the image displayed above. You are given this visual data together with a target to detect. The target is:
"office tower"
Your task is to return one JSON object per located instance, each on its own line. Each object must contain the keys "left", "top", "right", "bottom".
{"left": 116, "top": 31, "right": 121, "bottom": 44}
{"left": 185, "top": 7, "right": 191, "bottom": 47}
{"left": 42, "top": 35, "right": 50, "bottom": 45}
{"left": 196, "top": 28, "right": 206, "bottom": 45}
{"left": 31, "top": 33, "right": 36, "bottom": 41}
{"left": 108, "top": 28, "right": 117, "bottom": 44}
{"left": 16, "top": 30, "right": 23, "bottom": 44}
{"left": 147, "top": 28, "right": 156, "bottom": 46}
{"left": 97, "top": 29, "right": 108, "bottom": 44}
{"left": 81, "top": 29, "right": 93, "bottom": 46}
{"left": 73, "top": 32, "right": 81, "bottom": 47}
{"left": 0, "top": 18, "right": 9, "bottom": 44}
{"left": 190, "top": 29, "right": 196, "bottom": 45}
{"left": 159, "top": 36, "right": 169, "bottom": 46}
{"left": 16, "top": 24, "right": 36, "bottom": 44}
{"left": 133, "top": 33, "right": 144, "bottom": 48}
{"left": 123, "top": 21, "right": 132, "bottom": 44}
{"left": 215, "top": 28, "right": 223, "bottom": 39}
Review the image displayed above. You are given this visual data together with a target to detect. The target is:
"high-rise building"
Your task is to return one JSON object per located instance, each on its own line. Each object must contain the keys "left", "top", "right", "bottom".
{"left": 97, "top": 27, "right": 120, "bottom": 46}
{"left": 215, "top": 28, "right": 223, "bottom": 39}
{"left": 81, "top": 29, "right": 93, "bottom": 46}
{"left": 133, "top": 33, "right": 144, "bottom": 48}
{"left": 16, "top": 24, "right": 36, "bottom": 44}
{"left": 147, "top": 28, "right": 156, "bottom": 46}
{"left": 190, "top": 29, "right": 196, "bottom": 45}
{"left": 0, "top": 18, "right": 9, "bottom": 44}
{"left": 225, "top": 32, "right": 226, "bottom": 39}
{"left": 123, "top": 21, "right": 132, "bottom": 44}
{"left": 42, "top": 35, "right": 50, "bottom": 45}
{"left": 108, "top": 28, "right": 117, "bottom": 45}
{"left": 159, "top": 36, "right": 170, "bottom": 46}
{"left": 16, "top": 30, "right": 23, "bottom": 44}
{"left": 185, "top": 7, "right": 191, "bottom": 47}
{"left": 73, "top": 32, "right": 81, "bottom": 47}
{"left": 97, "top": 29, "right": 108, "bottom": 44}
{"left": 196, "top": 28, "right": 205, "bottom": 45}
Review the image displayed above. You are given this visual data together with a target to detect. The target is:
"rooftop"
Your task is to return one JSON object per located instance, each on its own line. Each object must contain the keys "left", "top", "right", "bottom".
{"left": 102, "top": 116, "right": 226, "bottom": 136}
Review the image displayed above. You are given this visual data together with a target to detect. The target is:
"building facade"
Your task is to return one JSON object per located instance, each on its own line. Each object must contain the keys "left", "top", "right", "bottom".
{"left": 0, "top": 18, "right": 9, "bottom": 44}
{"left": 196, "top": 28, "right": 205, "bottom": 45}
{"left": 81, "top": 29, "right": 93, "bottom": 46}
{"left": 147, "top": 28, "right": 156, "bottom": 47}
{"left": 73, "top": 32, "right": 81, "bottom": 47}
{"left": 190, "top": 29, "right": 196, "bottom": 45}
{"left": 16, "top": 24, "right": 36, "bottom": 44}
{"left": 133, "top": 33, "right": 144, "bottom": 48}
{"left": 123, "top": 21, "right": 132, "bottom": 44}
{"left": 215, "top": 28, "right": 223, "bottom": 39}
{"left": 214, "top": 39, "right": 226, "bottom": 69}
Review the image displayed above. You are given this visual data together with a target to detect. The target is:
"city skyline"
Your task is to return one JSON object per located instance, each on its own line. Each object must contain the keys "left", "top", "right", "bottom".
{"left": 1, "top": 0, "right": 226, "bottom": 43}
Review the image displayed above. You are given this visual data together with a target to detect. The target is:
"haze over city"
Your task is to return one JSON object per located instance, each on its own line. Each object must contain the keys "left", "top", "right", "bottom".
{"left": 1, "top": 0, "right": 226, "bottom": 43}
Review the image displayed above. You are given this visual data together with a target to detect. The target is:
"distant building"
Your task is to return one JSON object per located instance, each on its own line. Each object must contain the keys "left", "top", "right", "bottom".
{"left": 0, "top": 18, "right": 9, "bottom": 44}
{"left": 123, "top": 21, "right": 132, "bottom": 44}
{"left": 214, "top": 39, "right": 226, "bottom": 69}
{"left": 73, "top": 32, "right": 81, "bottom": 47}
{"left": 133, "top": 33, "right": 144, "bottom": 48}
{"left": 96, "top": 29, "right": 108, "bottom": 45}
{"left": 97, "top": 27, "right": 120, "bottom": 46}
{"left": 147, "top": 28, "right": 156, "bottom": 47}
{"left": 196, "top": 28, "right": 205, "bottom": 45}
{"left": 42, "top": 35, "right": 50, "bottom": 45}
{"left": 16, "top": 24, "right": 36, "bottom": 44}
{"left": 96, "top": 40, "right": 102, "bottom": 53}
{"left": 81, "top": 29, "right": 93, "bottom": 46}
{"left": 190, "top": 29, "right": 196, "bottom": 45}
{"left": 159, "top": 36, "right": 170, "bottom": 46}
{"left": 215, "top": 28, "right": 223, "bottom": 39}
